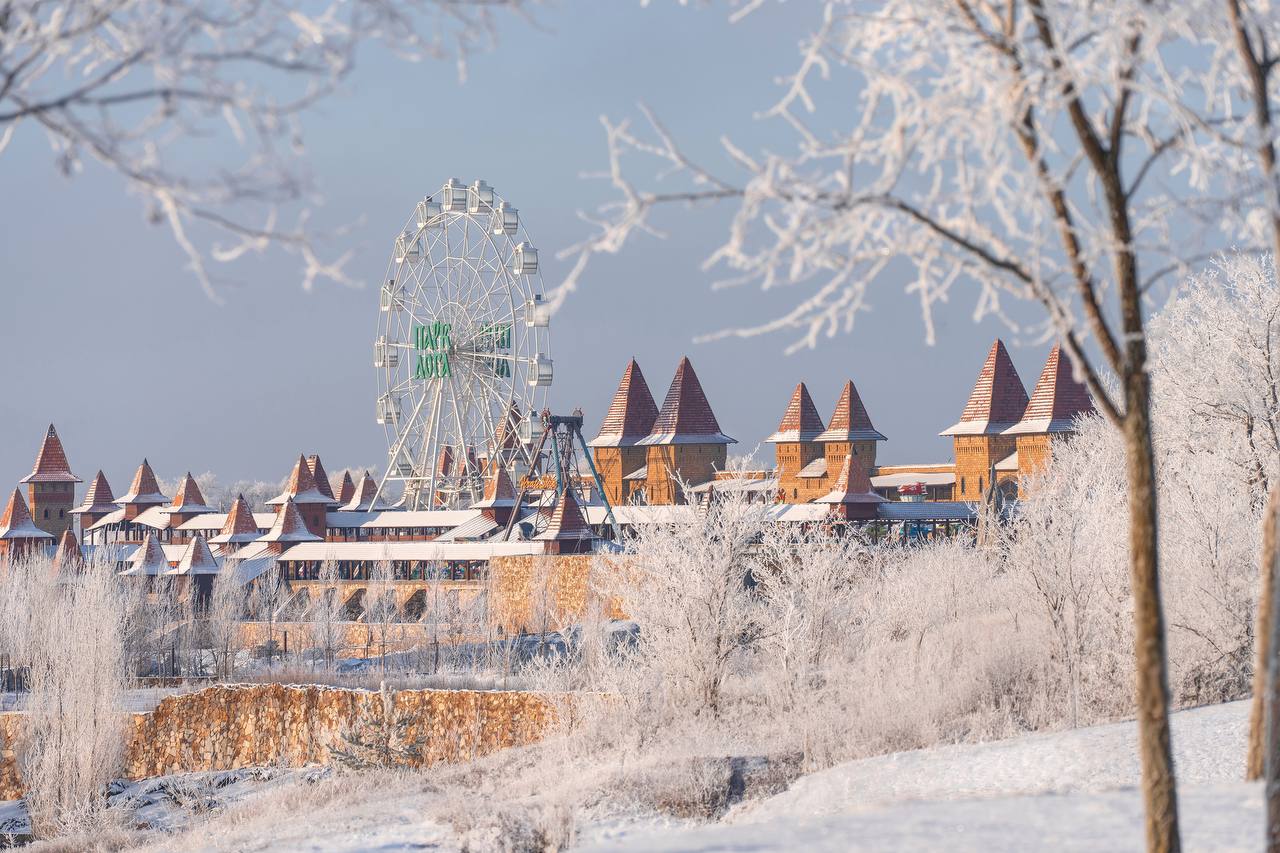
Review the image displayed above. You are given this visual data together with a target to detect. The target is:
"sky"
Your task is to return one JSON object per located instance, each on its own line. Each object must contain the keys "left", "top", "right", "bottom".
{"left": 0, "top": 2, "right": 1050, "bottom": 497}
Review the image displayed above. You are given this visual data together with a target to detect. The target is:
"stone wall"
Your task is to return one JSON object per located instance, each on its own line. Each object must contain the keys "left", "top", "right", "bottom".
{"left": 488, "top": 555, "right": 627, "bottom": 634}
{"left": 0, "top": 683, "right": 557, "bottom": 798}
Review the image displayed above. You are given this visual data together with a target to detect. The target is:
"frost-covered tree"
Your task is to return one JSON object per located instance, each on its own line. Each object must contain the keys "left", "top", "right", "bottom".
{"left": 1, "top": 554, "right": 133, "bottom": 838}
{"left": 366, "top": 559, "right": 399, "bottom": 673}
{"left": 206, "top": 567, "right": 245, "bottom": 681}
{"left": 1150, "top": 255, "right": 1280, "bottom": 494}
{"left": 0, "top": 0, "right": 534, "bottom": 297}
{"left": 311, "top": 560, "right": 347, "bottom": 671}
{"left": 609, "top": 476, "right": 771, "bottom": 716}
{"left": 250, "top": 571, "right": 285, "bottom": 670}
{"left": 566, "top": 6, "right": 1280, "bottom": 845}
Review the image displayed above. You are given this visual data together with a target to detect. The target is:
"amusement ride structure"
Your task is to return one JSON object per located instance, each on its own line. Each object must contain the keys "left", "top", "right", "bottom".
{"left": 374, "top": 178, "right": 553, "bottom": 510}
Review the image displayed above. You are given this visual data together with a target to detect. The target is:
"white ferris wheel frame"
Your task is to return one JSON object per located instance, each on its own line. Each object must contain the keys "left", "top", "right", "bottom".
{"left": 374, "top": 179, "right": 552, "bottom": 510}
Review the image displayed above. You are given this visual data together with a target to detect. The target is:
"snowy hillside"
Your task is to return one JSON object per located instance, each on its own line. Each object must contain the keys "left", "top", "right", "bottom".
{"left": 577, "top": 700, "right": 1259, "bottom": 852}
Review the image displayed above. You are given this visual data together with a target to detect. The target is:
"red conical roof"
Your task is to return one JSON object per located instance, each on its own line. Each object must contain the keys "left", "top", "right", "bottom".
{"left": 767, "top": 383, "right": 826, "bottom": 443}
{"left": 117, "top": 459, "right": 169, "bottom": 506}
{"left": 172, "top": 534, "right": 220, "bottom": 575}
{"left": 473, "top": 465, "right": 518, "bottom": 508}
{"left": 640, "top": 357, "right": 734, "bottom": 446}
{"left": 940, "top": 340, "right": 1029, "bottom": 436}
{"left": 341, "top": 471, "right": 389, "bottom": 512}
{"left": 589, "top": 359, "right": 660, "bottom": 447}
{"left": 334, "top": 471, "right": 356, "bottom": 505}
{"left": 169, "top": 473, "right": 214, "bottom": 513}
{"left": 816, "top": 380, "right": 887, "bottom": 442}
{"left": 306, "top": 455, "right": 336, "bottom": 501}
{"left": 267, "top": 454, "right": 335, "bottom": 505}
{"left": 121, "top": 532, "right": 169, "bottom": 576}
{"left": 535, "top": 485, "right": 594, "bottom": 542}
{"left": 817, "top": 452, "right": 886, "bottom": 505}
{"left": 73, "top": 471, "right": 117, "bottom": 514}
{"left": 52, "top": 529, "right": 82, "bottom": 572}
{"left": 0, "top": 488, "right": 53, "bottom": 540}
{"left": 1005, "top": 345, "right": 1095, "bottom": 434}
{"left": 211, "top": 494, "right": 261, "bottom": 544}
{"left": 260, "top": 497, "right": 322, "bottom": 543}
{"left": 20, "top": 424, "right": 80, "bottom": 484}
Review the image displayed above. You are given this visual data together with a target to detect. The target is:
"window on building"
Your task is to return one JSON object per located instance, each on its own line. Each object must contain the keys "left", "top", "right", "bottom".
{"left": 43, "top": 509, "right": 49, "bottom": 519}
{"left": 979, "top": 477, "right": 984, "bottom": 495}
{"left": 961, "top": 477, "right": 966, "bottom": 494}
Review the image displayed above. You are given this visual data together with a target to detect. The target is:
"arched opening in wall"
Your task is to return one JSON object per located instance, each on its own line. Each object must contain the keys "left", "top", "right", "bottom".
{"left": 997, "top": 478, "right": 1019, "bottom": 502}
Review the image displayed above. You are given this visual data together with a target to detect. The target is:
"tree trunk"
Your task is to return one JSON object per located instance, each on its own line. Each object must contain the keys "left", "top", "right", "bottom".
{"left": 1251, "top": 487, "right": 1280, "bottom": 780}
{"left": 1264, "top": 487, "right": 1280, "bottom": 850}
{"left": 1124, "top": 367, "right": 1181, "bottom": 853}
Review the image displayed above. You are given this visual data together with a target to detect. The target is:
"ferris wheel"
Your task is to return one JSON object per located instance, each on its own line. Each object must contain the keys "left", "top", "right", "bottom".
{"left": 374, "top": 178, "right": 553, "bottom": 510}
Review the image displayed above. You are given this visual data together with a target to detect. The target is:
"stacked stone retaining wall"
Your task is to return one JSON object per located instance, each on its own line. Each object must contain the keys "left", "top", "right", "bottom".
{"left": 0, "top": 683, "right": 557, "bottom": 798}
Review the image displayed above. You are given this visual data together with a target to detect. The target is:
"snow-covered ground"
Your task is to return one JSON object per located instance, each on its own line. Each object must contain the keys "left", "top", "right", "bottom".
{"left": 13, "top": 699, "right": 1258, "bottom": 851}
{"left": 579, "top": 700, "right": 1258, "bottom": 852}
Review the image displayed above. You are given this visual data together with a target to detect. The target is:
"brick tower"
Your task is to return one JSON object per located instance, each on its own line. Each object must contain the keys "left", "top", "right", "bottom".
{"left": 165, "top": 473, "right": 217, "bottom": 543}
{"left": 940, "top": 340, "right": 1029, "bottom": 502}
{"left": 638, "top": 357, "right": 735, "bottom": 505}
{"left": 588, "top": 359, "right": 660, "bottom": 507}
{"left": 19, "top": 424, "right": 81, "bottom": 538}
{"left": 815, "top": 380, "right": 887, "bottom": 501}
{"left": 816, "top": 448, "right": 887, "bottom": 521}
{"left": 767, "top": 383, "right": 827, "bottom": 504}
{"left": 1004, "top": 344, "right": 1095, "bottom": 487}
{"left": 116, "top": 459, "right": 170, "bottom": 524}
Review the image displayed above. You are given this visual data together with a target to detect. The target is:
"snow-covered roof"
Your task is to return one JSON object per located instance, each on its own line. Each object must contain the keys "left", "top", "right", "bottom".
{"left": 115, "top": 459, "right": 169, "bottom": 506}
{"left": 129, "top": 506, "right": 172, "bottom": 530}
{"left": 274, "top": 541, "right": 546, "bottom": 562}
{"left": 176, "top": 512, "right": 275, "bottom": 532}
{"left": 994, "top": 451, "right": 1020, "bottom": 473}
{"left": 688, "top": 477, "right": 777, "bottom": 494}
{"left": 870, "top": 472, "right": 957, "bottom": 488}
{"left": 434, "top": 514, "right": 501, "bottom": 542}
{"left": 167, "top": 536, "right": 221, "bottom": 576}
{"left": 622, "top": 466, "right": 649, "bottom": 481}
{"left": 325, "top": 510, "right": 481, "bottom": 529}
{"left": 797, "top": 458, "right": 828, "bottom": 479}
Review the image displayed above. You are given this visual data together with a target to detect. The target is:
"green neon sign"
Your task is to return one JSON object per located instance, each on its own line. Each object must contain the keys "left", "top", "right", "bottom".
{"left": 412, "top": 322, "right": 452, "bottom": 379}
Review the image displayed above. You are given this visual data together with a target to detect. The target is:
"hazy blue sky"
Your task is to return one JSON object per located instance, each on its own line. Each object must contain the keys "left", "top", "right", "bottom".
{"left": 0, "top": 2, "right": 1048, "bottom": 497}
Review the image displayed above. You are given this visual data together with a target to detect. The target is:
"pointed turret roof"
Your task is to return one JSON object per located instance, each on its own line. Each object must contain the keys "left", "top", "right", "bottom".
{"left": 334, "top": 471, "right": 356, "bottom": 506}
{"left": 0, "top": 488, "right": 53, "bottom": 540}
{"left": 210, "top": 494, "right": 262, "bottom": 544}
{"left": 767, "top": 383, "right": 826, "bottom": 443}
{"left": 341, "top": 471, "right": 391, "bottom": 512}
{"left": 472, "top": 465, "right": 518, "bottom": 509}
{"left": 259, "top": 497, "right": 322, "bottom": 542}
{"left": 638, "top": 357, "right": 735, "bottom": 446}
{"left": 166, "top": 472, "right": 215, "bottom": 514}
{"left": 1004, "top": 344, "right": 1096, "bottom": 435}
{"left": 20, "top": 424, "right": 81, "bottom": 484}
{"left": 120, "top": 533, "right": 169, "bottom": 576}
{"left": 72, "top": 471, "right": 117, "bottom": 515}
{"left": 168, "top": 534, "right": 221, "bottom": 576}
{"left": 116, "top": 459, "right": 169, "bottom": 506}
{"left": 816, "top": 380, "right": 887, "bottom": 443}
{"left": 817, "top": 452, "right": 887, "bottom": 505}
{"left": 266, "top": 454, "right": 337, "bottom": 506}
{"left": 535, "top": 485, "right": 594, "bottom": 542}
{"left": 52, "top": 530, "right": 82, "bottom": 572}
{"left": 305, "top": 455, "right": 336, "bottom": 501}
{"left": 940, "top": 340, "right": 1030, "bottom": 436}
{"left": 589, "top": 359, "right": 660, "bottom": 447}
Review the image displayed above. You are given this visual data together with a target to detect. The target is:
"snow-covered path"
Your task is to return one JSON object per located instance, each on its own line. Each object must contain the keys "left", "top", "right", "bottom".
{"left": 579, "top": 700, "right": 1258, "bottom": 852}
